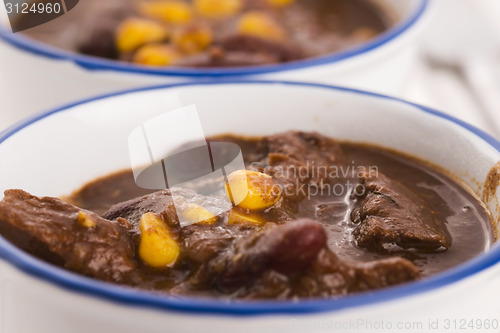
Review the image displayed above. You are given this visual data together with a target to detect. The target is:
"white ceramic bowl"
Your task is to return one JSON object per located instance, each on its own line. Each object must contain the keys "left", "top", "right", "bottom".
{"left": 1, "top": 81, "right": 499, "bottom": 333}
{"left": 0, "top": 0, "right": 430, "bottom": 128}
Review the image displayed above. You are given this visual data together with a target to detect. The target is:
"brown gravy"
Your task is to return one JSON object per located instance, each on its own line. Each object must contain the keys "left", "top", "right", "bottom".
{"left": 70, "top": 136, "right": 494, "bottom": 280}
{"left": 0, "top": 132, "right": 494, "bottom": 299}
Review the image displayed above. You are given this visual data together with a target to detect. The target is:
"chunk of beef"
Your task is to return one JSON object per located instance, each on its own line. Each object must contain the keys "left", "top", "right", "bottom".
{"left": 102, "top": 187, "right": 236, "bottom": 227}
{"left": 207, "top": 219, "right": 327, "bottom": 291}
{"left": 242, "top": 251, "right": 420, "bottom": 299}
{"left": 0, "top": 190, "right": 136, "bottom": 283}
{"left": 181, "top": 224, "right": 252, "bottom": 264}
{"left": 351, "top": 169, "right": 452, "bottom": 252}
{"left": 253, "top": 131, "right": 346, "bottom": 202}
{"left": 242, "top": 247, "right": 420, "bottom": 299}
{"left": 175, "top": 34, "right": 303, "bottom": 68}
{"left": 175, "top": 47, "right": 280, "bottom": 68}
{"left": 76, "top": 2, "right": 133, "bottom": 59}
{"left": 219, "top": 34, "right": 303, "bottom": 62}
{"left": 103, "top": 189, "right": 178, "bottom": 231}
{"left": 297, "top": 248, "right": 420, "bottom": 297}
{"left": 201, "top": 218, "right": 419, "bottom": 297}
{"left": 103, "top": 189, "right": 252, "bottom": 265}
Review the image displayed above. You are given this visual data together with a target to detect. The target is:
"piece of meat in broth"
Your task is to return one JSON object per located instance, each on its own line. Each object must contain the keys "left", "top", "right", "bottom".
{"left": 202, "top": 219, "right": 419, "bottom": 296}
{"left": 0, "top": 190, "right": 136, "bottom": 283}
{"left": 351, "top": 169, "right": 452, "bottom": 252}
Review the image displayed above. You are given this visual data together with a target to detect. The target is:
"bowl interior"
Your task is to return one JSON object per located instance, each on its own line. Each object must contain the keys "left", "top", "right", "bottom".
{"left": 0, "top": 81, "right": 499, "bottom": 314}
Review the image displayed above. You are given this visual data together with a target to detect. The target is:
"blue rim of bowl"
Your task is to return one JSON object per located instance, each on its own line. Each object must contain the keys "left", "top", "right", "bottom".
{"left": 0, "top": 80, "right": 499, "bottom": 317}
{"left": 0, "top": 0, "right": 429, "bottom": 77}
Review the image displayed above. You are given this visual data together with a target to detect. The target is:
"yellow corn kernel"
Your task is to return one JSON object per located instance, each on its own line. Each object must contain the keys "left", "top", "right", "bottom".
{"left": 172, "top": 24, "right": 213, "bottom": 54}
{"left": 115, "top": 18, "right": 169, "bottom": 53}
{"left": 228, "top": 208, "right": 265, "bottom": 226}
{"left": 194, "top": 0, "right": 242, "bottom": 19}
{"left": 225, "top": 170, "right": 281, "bottom": 211}
{"left": 266, "top": 0, "right": 294, "bottom": 7}
{"left": 139, "top": 212, "right": 180, "bottom": 268}
{"left": 76, "top": 211, "right": 96, "bottom": 228}
{"left": 139, "top": 1, "right": 193, "bottom": 24}
{"left": 133, "top": 44, "right": 180, "bottom": 66}
{"left": 180, "top": 203, "right": 218, "bottom": 225}
{"left": 237, "top": 11, "right": 285, "bottom": 41}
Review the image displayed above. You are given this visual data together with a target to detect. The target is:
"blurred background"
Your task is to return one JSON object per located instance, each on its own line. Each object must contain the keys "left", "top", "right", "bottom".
{"left": 0, "top": 0, "right": 500, "bottom": 137}
{"left": 405, "top": 0, "right": 500, "bottom": 138}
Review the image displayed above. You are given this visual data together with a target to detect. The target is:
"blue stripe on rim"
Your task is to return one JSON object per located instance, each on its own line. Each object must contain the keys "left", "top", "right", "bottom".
{"left": 0, "top": 0, "right": 428, "bottom": 77}
{"left": 0, "top": 80, "right": 499, "bottom": 317}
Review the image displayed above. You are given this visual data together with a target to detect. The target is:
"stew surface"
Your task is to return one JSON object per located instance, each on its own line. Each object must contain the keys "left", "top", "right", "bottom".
{"left": 0, "top": 132, "right": 493, "bottom": 299}
{"left": 19, "top": 0, "right": 391, "bottom": 67}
